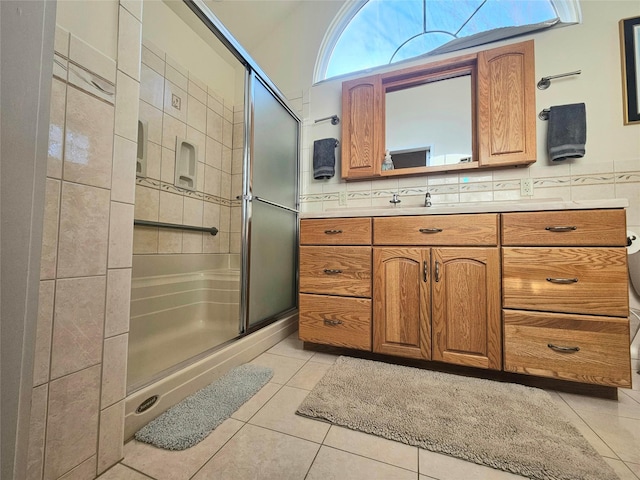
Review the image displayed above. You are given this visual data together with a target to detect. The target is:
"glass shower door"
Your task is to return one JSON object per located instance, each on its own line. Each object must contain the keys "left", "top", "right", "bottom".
{"left": 244, "top": 75, "right": 299, "bottom": 330}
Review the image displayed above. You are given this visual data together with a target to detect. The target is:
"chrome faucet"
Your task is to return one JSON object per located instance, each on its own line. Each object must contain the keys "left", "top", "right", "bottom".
{"left": 390, "top": 193, "right": 401, "bottom": 205}
{"left": 424, "top": 192, "right": 432, "bottom": 207}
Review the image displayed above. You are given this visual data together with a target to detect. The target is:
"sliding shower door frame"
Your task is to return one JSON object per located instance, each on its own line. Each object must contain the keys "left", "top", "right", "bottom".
{"left": 185, "top": 0, "right": 301, "bottom": 336}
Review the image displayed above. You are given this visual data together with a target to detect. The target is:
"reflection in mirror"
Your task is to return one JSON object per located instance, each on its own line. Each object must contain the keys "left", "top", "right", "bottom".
{"left": 385, "top": 75, "right": 472, "bottom": 168}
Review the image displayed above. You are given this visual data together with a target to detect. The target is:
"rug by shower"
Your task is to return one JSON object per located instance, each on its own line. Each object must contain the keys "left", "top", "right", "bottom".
{"left": 135, "top": 364, "right": 273, "bottom": 450}
{"left": 296, "top": 356, "right": 618, "bottom": 480}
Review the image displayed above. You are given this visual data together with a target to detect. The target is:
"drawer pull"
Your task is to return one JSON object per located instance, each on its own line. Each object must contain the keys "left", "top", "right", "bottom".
{"left": 323, "top": 319, "right": 343, "bottom": 326}
{"left": 547, "top": 343, "right": 580, "bottom": 353}
{"left": 323, "top": 269, "right": 343, "bottom": 275}
{"left": 546, "top": 277, "right": 578, "bottom": 284}
{"left": 324, "top": 229, "right": 343, "bottom": 235}
{"left": 419, "top": 228, "right": 443, "bottom": 234}
{"left": 545, "top": 226, "right": 577, "bottom": 232}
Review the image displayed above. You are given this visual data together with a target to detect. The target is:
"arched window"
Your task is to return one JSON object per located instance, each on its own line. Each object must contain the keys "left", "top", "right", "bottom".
{"left": 315, "top": 0, "right": 581, "bottom": 83}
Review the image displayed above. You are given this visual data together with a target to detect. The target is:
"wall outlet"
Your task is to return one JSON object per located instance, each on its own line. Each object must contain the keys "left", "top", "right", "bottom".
{"left": 521, "top": 178, "right": 533, "bottom": 196}
{"left": 338, "top": 191, "right": 347, "bottom": 206}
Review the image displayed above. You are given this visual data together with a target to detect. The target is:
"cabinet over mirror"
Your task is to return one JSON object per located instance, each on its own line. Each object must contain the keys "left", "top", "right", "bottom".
{"left": 340, "top": 40, "right": 537, "bottom": 181}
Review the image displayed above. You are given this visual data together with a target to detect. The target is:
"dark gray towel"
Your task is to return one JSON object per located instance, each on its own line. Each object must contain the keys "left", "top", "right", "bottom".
{"left": 313, "top": 138, "right": 338, "bottom": 179}
{"left": 547, "top": 103, "right": 586, "bottom": 161}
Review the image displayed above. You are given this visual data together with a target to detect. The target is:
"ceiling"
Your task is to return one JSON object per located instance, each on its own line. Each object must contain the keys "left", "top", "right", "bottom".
{"left": 204, "top": 0, "right": 305, "bottom": 52}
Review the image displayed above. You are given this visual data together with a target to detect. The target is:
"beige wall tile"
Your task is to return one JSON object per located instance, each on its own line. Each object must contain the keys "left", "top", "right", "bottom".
{"left": 98, "top": 401, "right": 125, "bottom": 475}
{"left": 204, "top": 165, "right": 221, "bottom": 197}
{"left": 64, "top": 86, "right": 114, "bottom": 189}
{"left": 159, "top": 191, "right": 184, "bottom": 224}
{"left": 108, "top": 202, "right": 134, "bottom": 269}
{"left": 232, "top": 173, "right": 242, "bottom": 199}
{"left": 101, "top": 335, "right": 128, "bottom": 408}
{"left": 158, "top": 230, "right": 182, "bottom": 253}
{"left": 230, "top": 206, "right": 241, "bottom": 233}
{"left": 111, "top": 135, "right": 137, "bottom": 204}
{"left": 162, "top": 113, "right": 187, "bottom": 151}
{"left": 204, "top": 201, "right": 221, "bottom": 228}
{"left": 54, "top": 25, "right": 70, "bottom": 57}
{"left": 219, "top": 206, "right": 231, "bottom": 233}
{"left": 206, "top": 108, "right": 223, "bottom": 142}
{"left": 206, "top": 137, "right": 222, "bottom": 169}
{"left": 616, "top": 182, "right": 640, "bottom": 227}
{"left": 182, "top": 232, "right": 203, "bottom": 253}
{"left": 188, "top": 79, "right": 207, "bottom": 105}
{"left": 40, "top": 178, "right": 60, "bottom": 280}
{"left": 139, "top": 64, "right": 164, "bottom": 109}
{"left": 58, "top": 456, "right": 97, "bottom": 480}
{"left": 48, "top": 78, "right": 66, "bottom": 179}
{"left": 184, "top": 196, "right": 204, "bottom": 226}
{"left": 132, "top": 227, "right": 158, "bottom": 254}
{"left": 230, "top": 233, "right": 241, "bottom": 254}
{"left": 133, "top": 185, "right": 159, "bottom": 221}
{"left": 161, "top": 147, "right": 176, "bottom": 185}
{"left": 203, "top": 230, "right": 221, "bottom": 253}
{"left": 120, "top": 0, "right": 142, "bottom": 21}
{"left": 69, "top": 34, "right": 116, "bottom": 83}
{"left": 197, "top": 162, "right": 205, "bottom": 192}
{"left": 145, "top": 141, "right": 162, "bottom": 180}
{"left": 117, "top": 7, "right": 141, "bottom": 81}
{"left": 217, "top": 232, "right": 230, "bottom": 254}
{"left": 26, "top": 385, "right": 48, "bottom": 480}
{"left": 105, "top": 268, "right": 132, "bottom": 337}
{"left": 33, "top": 281, "right": 55, "bottom": 386}
{"left": 57, "top": 182, "right": 110, "bottom": 278}
{"left": 141, "top": 46, "right": 164, "bottom": 75}
{"left": 232, "top": 148, "right": 243, "bottom": 174}
{"left": 44, "top": 365, "right": 101, "bottom": 479}
{"left": 187, "top": 96, "right": 207, "bottom": 134}
{"left": 138, "top": 100, "right": 163, "bottom": 145}
{"left": 164, "top": 79, "right": 187, "bottom": 123}
{"left": 223, "top": 119, "right": 233, "bottom": 149}
{"left": 220, "top": 171, "right": 231, "bottom": 200}
{"left": 186, "top": 126, "right": 206, "bottom": 165}
{"left": 221, "top": 147, "right": 232, "bottom": 174}
{"left": 50, "top": 276, "right": 106, "bottom": 379}
{"left": 165, "top": 62, "right": 188, "bottom": 91}
{"left": 115, "top": 71, "right": 140, "bottom": 142}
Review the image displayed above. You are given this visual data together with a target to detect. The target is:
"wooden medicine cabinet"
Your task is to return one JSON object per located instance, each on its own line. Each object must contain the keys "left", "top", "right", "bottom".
{"left": 341, "top": 40, "right": 536, "bottom": 180}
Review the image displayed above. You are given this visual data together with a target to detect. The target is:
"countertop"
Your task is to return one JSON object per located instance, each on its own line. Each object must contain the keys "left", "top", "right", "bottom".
{"left": 300, "top": 198, "right": 629, "bottom": 219}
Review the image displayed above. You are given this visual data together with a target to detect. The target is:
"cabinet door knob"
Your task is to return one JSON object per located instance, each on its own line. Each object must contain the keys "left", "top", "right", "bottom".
{"left": 546, "top": 277, "right": 578, "bottom": 284}
{"left": 545, "top": 226, "right": 577, "bottom": 232}
{"left": 419, "top": 228, "right": 443, "bottom": 234}
{"left": 547, "top": 343, "right": 580, "bottom": 353}
{"left": 323, "top": 319, "right": 343, "bottom": 326}
{"left": 323, "top": 269, "right": 342, "bottom": 275}
{"left": 324, "top": 229, "right": 342, "bottom": 234}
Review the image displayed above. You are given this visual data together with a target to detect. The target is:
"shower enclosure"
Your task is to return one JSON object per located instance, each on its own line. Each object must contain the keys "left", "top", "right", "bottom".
{"left": 127, "top": 0, "right": 299, "bottom": 393}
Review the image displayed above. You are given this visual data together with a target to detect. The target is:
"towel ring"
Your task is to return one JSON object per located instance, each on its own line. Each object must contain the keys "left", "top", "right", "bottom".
{"left": 539, "top": 109, "right": 550, "bottom": 120}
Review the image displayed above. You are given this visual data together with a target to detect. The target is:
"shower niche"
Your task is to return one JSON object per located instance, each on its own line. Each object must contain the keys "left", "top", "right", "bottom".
{"left": 174, "top": 137, "right": 197, "bottom": 191}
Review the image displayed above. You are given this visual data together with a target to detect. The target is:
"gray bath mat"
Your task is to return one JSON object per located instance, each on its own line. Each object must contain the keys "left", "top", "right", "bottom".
{"left": 297, "top": 356, "right": 618, "bottom": 480}
{"left": 135, "top": 364, "right": 273, "bottom": 450}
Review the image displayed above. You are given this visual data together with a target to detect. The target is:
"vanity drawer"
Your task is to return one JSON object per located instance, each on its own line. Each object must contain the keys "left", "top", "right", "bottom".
{"left": 503, "top": 310, "right": 631, "bottom": 387}
{"left": 299, "top": 293, "right": 372, "bottom": 350}
{"left": 502, "top": 209, "right": 627, "bottom": 246}
{"left": 373, "top": 214, "right": 498, "bottom": 246}
{"left": 300, "top": 218, "right": 372, "bottom": 245}
{"left": 502, "top": 247, "right": 629, "bottom": 317}
{"left": 300, "top": 246, "right": 371, "bottom": 297}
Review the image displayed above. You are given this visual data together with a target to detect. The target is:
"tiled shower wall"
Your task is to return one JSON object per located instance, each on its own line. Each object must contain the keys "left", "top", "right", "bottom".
{"left": 27, "top": 2, "right": 142, "bottom": 479}
{"left": 133, "top": 39, "right": 244, "bottom": 257}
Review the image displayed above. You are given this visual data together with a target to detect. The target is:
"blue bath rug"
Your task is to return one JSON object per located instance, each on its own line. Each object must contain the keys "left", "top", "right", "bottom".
{"left": 134, "top": 364, "right": 273, "bottom": 450}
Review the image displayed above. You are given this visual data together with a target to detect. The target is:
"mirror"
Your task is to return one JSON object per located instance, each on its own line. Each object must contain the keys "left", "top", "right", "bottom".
{"left": 385, "top": 75, "right": 473, "bottom": 169}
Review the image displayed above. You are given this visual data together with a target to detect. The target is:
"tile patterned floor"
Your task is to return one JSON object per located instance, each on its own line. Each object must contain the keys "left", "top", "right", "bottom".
{"left": 100, "top": 332, "right": 640, "bottom": 480}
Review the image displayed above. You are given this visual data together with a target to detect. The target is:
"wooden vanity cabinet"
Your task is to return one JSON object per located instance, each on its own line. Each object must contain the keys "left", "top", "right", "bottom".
{"left": 372, "top": 215, "right": 502, "bottom": 369}
{"left": 298, "top": 218, "right": 373, "bottom": 351}
{"left": 502, "top": 209, "right": 632, "bottom": 388}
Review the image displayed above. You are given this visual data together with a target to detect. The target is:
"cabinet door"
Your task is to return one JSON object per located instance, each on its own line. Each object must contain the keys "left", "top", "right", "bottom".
{"left": 373, "top": 248, "right": 430, "bottom": 359}
{"left": 431, "top": 248, "right": 501, "bottom": 369}
{"left": 477, "top": 40, "right": 536, "bottom": 167}
{"left": 341, "top": 75, "right": 384, "bottom": 179}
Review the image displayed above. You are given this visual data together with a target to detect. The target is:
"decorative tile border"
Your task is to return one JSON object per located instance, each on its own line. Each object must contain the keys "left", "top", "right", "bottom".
{"left": 300, "top": 169, "right": 640, "bottom": 206}
{"left": 136, "top": 177, "right": 238, "bottom": 207}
